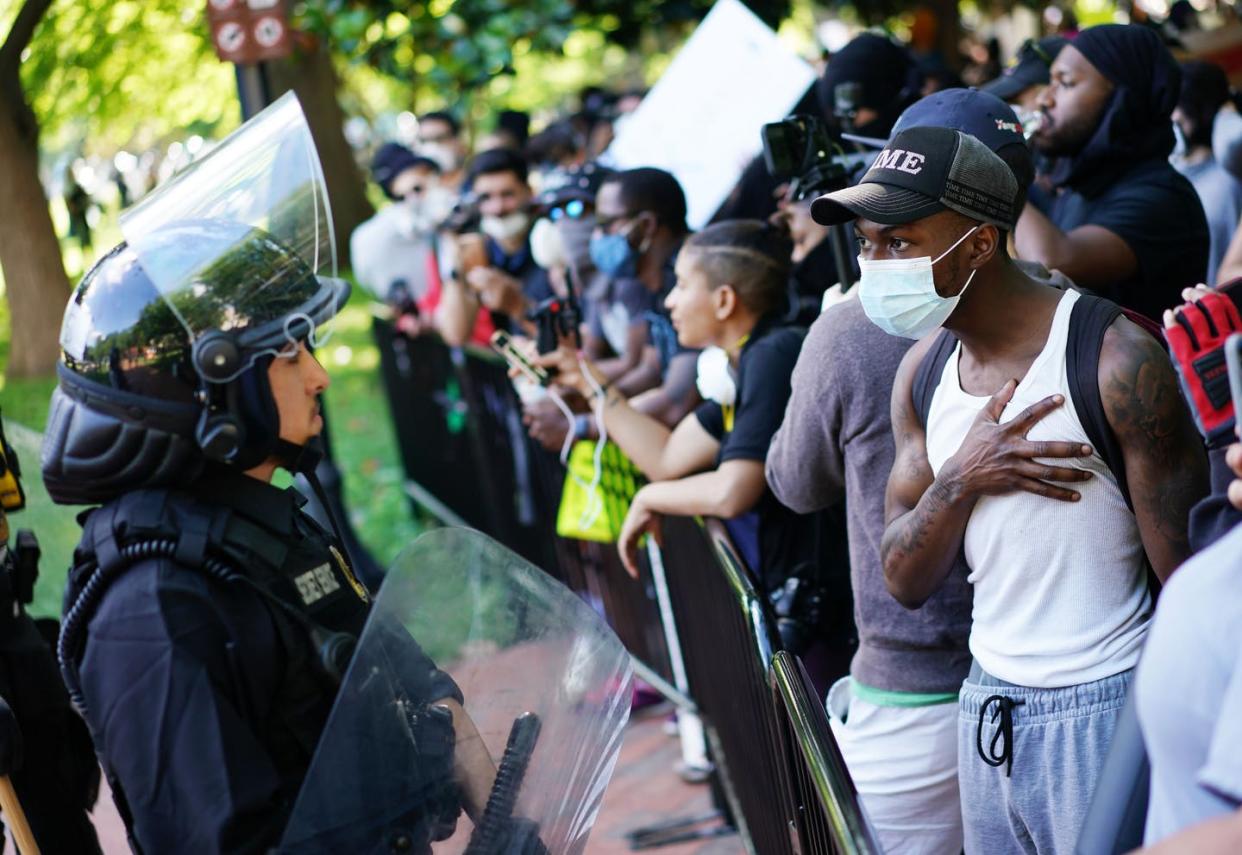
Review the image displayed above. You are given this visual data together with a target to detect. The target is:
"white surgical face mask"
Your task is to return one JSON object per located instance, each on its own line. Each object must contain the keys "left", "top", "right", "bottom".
{"left": 528, "top": 217, "right": 568, "bottom": 270}
{"left": 421, "top": 142, "right": 461, "bottom": 173}
{"left": 394, "top": 183, "right": 455, "bottom": 238}
{"left": 481, "top": 211, "right": 531, "bottom": 244}
{"left": 696, "top": 346, "right": 736, "bottom": 407}
{"left": 858, "top": 224, "right": 980, "bottom": 340}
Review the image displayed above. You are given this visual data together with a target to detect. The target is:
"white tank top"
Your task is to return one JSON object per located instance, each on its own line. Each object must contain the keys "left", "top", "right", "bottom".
{"left": 924, "top": 289, "right": 1151, "bottom": 688}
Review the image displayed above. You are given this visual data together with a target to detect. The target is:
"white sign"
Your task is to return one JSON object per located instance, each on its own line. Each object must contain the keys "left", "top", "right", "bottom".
{"left": 216, "top": 21, "right": 246, "bottom": 53}
{"left": 603, "top": 0, "right": 817, "bottom": 229}
{"left": 253, "top": 15, "right": 284, "bottom": 47}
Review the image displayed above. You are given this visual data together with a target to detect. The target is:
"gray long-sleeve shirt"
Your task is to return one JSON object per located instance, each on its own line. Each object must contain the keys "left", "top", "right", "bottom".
{"left": 766, "top": 297, "right": 973, "bottom": 694}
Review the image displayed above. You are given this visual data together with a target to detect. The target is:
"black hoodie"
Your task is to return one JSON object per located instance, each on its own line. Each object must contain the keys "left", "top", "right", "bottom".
{"left": 1033, "top": 24, "right": 1209, "bottom": 320}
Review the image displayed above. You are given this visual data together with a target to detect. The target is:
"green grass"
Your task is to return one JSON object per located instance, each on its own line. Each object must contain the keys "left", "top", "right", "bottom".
{"left": 1, "top": 279, "right": 422, "bottom": 618}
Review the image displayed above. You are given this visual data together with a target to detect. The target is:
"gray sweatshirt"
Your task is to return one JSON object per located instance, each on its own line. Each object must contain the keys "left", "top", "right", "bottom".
{"left": 766, "top": 297, "right": 973, "bottom": 694}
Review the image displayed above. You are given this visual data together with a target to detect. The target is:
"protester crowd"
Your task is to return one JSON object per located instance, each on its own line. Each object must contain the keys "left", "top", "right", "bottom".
{"left": 339, "top": 19, "right": 1242, "bottom": 855}
{"left": 16, "top": 6, "right": 1242, "bottom": 853}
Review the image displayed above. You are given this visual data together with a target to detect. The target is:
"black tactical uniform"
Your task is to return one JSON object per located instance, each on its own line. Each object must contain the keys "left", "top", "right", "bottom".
{"left": 44, "top": 100, "right": 471, "bottom": 852}
{"left": 0, "top": 419, "right": 101, "bottom": 853}
{"left": 60, "top": 466, "right": 460, "bottom": 853}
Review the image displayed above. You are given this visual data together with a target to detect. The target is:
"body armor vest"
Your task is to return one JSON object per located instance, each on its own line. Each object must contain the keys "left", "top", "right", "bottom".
{"left": 59, "top": 486, "right": 373, "bottom": 851}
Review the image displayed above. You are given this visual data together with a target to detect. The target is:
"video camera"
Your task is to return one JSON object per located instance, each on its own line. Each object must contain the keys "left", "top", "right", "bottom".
{"left": 761, "top": 114, "right": 868, "bottom": 203}
{"left": 761, "top": 114, "right": 869, "bottom": 289}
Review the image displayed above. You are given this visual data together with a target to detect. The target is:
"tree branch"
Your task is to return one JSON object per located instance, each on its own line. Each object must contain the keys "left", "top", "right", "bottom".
{"left": 0, "top": 0, "right": 53, "bottom": 81}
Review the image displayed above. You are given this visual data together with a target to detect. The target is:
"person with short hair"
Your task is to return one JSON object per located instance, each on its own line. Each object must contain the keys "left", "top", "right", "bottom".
{"left": 768, "top": 88, "right": 1037, "bottom": 855}
{"left": 1016, "top": 24, "right": 1209, "bottom": 320}
{"left": 1172, "top": 61, "right": 1242, "bottom": 285}
{"left": 350, "top": 143, "right": 447, "bottom": 317}
{"left": 417, "top": 110, "right": 467, "bottom": 188}
{"left": 540, "top": 220, "right": 811, "bottom": 584}
{"left": 435, "top": 148, "right": 553, "bottom": 346}
{"left": 813, "top": 124, "right": 1207, "bottom": 853}
{"left": 589, "top": 167, "right": 700, "bottom": 425}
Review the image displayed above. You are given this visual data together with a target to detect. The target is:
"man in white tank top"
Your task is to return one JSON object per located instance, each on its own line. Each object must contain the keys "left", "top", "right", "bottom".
{"left": 812, "top": 126, "right": 1208, "bottom": 854}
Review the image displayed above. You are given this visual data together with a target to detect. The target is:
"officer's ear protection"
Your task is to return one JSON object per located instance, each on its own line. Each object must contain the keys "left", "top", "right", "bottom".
{"left": 193, "top": 330, "right": 246, "bottom": 463}
{"left": 0, "top": 416, "right": 26, "bottom": 513}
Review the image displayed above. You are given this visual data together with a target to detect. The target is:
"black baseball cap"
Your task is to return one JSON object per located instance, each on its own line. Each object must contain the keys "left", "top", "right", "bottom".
{"left": 370, "top": 142, "right": 440, "bottom": 199}
{"left": 980, "top": 37, "right": 1069, "bottom": 102}
{"left": 811, "top": 126, "right": 1020, "bottom": 229}
{"left": 535, "top": 162, "right": 613, "bottom": 211}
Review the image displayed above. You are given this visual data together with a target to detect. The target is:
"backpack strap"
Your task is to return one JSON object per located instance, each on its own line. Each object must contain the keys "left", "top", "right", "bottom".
{"left": 1065, "top": 295, "right": 1132, "bottom": 513}
{"left": 913, "top": 330, "right": 960, "bottom": 428}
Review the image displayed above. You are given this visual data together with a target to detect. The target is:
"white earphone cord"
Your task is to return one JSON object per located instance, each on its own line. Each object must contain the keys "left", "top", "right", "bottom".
{"left": 546, "top": 356, "right": 608, "bottom": 530}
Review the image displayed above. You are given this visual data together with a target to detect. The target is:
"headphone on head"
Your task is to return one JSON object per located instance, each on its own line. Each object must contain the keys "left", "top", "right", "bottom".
{"left": 192, "top": 330, "right": 245, "bottom": 463}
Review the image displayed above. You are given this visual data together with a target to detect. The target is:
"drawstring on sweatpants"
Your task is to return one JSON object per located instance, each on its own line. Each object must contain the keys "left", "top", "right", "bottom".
{"left": 977, "top": 694, "right": 1025, "bottom": 777}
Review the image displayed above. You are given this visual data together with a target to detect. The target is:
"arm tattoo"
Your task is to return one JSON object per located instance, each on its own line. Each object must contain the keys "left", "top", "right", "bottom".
{"left": 885, "top": 477, "right": 954, "bottom": 564}
{"left": 1101, "top": 324, "right": 1208, "bottom": 570}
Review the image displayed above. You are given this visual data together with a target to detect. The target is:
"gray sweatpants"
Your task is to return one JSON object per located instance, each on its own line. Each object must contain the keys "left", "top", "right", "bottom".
{"left": 958, "top": 663, "right": 1132, "bottom": 855}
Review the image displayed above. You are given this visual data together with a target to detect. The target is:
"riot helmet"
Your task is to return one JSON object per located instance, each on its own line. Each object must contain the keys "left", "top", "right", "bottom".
{"left": 43, "top": 94, "right": 348, "bottom": 505}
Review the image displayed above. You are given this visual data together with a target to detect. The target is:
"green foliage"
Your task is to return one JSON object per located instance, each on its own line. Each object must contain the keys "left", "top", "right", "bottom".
{"left": 304, "top": 0, "right": 792, "bottom": 115}
{"left": 312, "top": 285, "right": 425, "bottom": 567}
{"left": 13, "top": 0, "right": 237, "bottom": 153}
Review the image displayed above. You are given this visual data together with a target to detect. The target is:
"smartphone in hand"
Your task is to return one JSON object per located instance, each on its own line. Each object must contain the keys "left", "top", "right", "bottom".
{"left": 491, "top": 331, "right": 549, "bottom": 387}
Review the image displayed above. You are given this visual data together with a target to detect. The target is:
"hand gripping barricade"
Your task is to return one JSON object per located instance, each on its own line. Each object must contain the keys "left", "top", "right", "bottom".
{"left": 278, "top": 528, "right": 633, "bottom": 854}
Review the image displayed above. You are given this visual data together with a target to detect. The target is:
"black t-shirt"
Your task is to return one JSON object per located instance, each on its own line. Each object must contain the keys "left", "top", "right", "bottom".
{"left": 486, "top": 236, "right": 553, "bottom": 332}
{"left": 694, "top": 321, "right": 804, "bottom": 465}
{"left": 1031, "top": 157, "right": 1209, "bottom": 321}
{"left": 693, "top": 320, "right": 831, "bottom": 593}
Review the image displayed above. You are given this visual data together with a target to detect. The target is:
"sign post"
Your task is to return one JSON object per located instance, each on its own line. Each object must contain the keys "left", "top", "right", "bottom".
{"left": 205, "top": 0, "right": 293, "bottom": 119}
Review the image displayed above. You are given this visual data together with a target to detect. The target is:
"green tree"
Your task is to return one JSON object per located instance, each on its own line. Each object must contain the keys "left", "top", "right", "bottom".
{"left": 302, "top": 0, "right": 792, "bottom": 117}
{"left": 1, "top": 0, "right": 71, "bottom": 379}
{"left": 1, "top": 0, "right": 238, "bottom": 379}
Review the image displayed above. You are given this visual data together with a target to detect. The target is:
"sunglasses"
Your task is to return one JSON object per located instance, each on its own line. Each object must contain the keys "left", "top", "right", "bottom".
{"left": 549, "top": 199, "right": 588, "bottom": 221}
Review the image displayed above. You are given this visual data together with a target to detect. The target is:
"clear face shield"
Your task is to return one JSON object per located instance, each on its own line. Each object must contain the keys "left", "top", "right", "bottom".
{"left": 111, "top": 93, "right": 346, "bottom": 384}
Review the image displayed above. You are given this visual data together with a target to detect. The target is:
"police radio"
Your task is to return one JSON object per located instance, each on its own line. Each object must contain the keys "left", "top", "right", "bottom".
{"left": 0, "top": 420, "right": 25, "bottom": 514}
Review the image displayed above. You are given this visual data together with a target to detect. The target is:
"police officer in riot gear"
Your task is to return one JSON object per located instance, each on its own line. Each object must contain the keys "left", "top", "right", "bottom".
{"left": 44, "top": 96, "right": 496, "bottom": 854}
{"left": 0, "top": 417, "right": 101, "bottom": 853}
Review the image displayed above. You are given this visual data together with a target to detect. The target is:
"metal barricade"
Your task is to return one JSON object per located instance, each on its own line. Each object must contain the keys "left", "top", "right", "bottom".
{"left": 651, "top": 515, "right": 792, "bottom": 854}
{"left": 370, "top": 315, "right": 486, "bottom": 529}
{"left": 769, "top": 650, "right": 882, "bottom": 855}
{"left": 384, "top": 337, "right": 674, "bottom": 680}
{"left": 452, "top": 345, "right": 562, "bottom": 573}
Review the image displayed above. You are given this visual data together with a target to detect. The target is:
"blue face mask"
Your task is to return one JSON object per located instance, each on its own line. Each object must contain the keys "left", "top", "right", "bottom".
{"left": 589, "top": 232, "right": 638, "bottom": 278}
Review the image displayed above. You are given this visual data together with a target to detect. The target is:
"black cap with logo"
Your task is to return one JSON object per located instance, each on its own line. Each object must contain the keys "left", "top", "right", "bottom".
{"left": 810, "top": 126, "right": 1020, "bottom": 230}
{"left": 980, "top": 36, "right": 1069, "bottom": 103}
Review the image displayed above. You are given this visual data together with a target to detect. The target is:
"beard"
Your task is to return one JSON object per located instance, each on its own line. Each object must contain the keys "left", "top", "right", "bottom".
{"left": 1033, "top": 108, "right": 1102, "bottom": 158}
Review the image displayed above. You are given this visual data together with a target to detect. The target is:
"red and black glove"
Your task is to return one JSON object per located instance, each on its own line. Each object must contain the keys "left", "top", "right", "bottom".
{"left": 1165, "top": 289, "right": 1242, "bottom": 448}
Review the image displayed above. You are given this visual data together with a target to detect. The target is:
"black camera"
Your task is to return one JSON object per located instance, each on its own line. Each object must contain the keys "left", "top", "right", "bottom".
{"left": 442, "top": 194, "right": 482, "bottom": 236}
{"left": 761, "top": 114, "right": 866, "bottom": 203}
{"left": 528, "top": 296, "right": 580, "bottom": 355}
